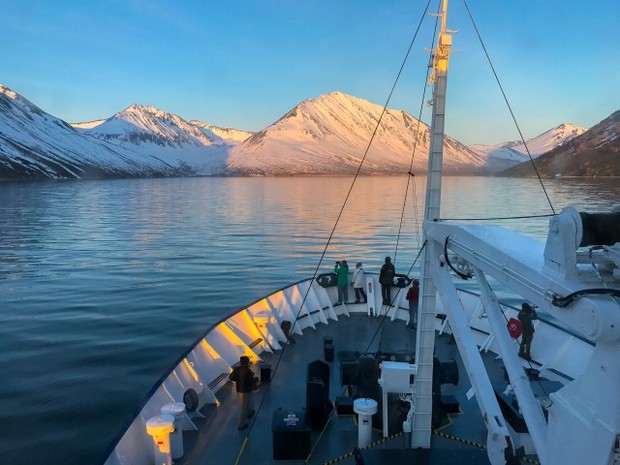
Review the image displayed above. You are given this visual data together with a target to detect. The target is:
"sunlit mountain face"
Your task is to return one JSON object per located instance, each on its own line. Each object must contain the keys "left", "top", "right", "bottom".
{"left": 1, "top": 84, "right": 609, "bottom": 180}
{"left": 500, "top": 111, "right": 620, "bottom": 177}
{"left": 0, "top": 84, "right": 178, "bottom": 180}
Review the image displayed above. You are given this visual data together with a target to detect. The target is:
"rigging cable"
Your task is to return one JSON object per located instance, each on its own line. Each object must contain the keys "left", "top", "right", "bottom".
{"left": 302, "top": 0, "right": 433, "bottom": 288}
{"left": 238, "top": 1, "right": 436, "bottom": 460}
{"left": 296, "top": 0, "right": 434, "bottom": 395}
{"left": 461, "top": 0, "right": 556, "bottom": 216}
{"left": 393, "top": 3, "right": 439, "bottom": 266}
{"left": 377, "top": 240, "right": 427, "bottom": 353}
{"left": 383, "top": 0, "right": 441, "bottom": 350}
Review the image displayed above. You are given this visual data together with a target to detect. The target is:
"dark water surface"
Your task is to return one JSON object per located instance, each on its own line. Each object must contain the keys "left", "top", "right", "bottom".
{"left": 0, "top": 176, "right": 618, "bottom": 464}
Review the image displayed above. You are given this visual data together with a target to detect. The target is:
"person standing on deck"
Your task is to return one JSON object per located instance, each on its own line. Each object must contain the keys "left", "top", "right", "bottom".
{"left": 406, "top": 279, "right": 420, "bottom": 329}
{"left": 518, "top": 303, "right": 538, "bottom": 360}
{"left": 334, "top": 260, "right": 350, "bottom": 305}
{"left": 352, "top": 262, "right": 367, "bottom": 303}
{"left": 379, "top": 257, "right": 395, "bottom": 305}
{"left": 229, "top": 355, "right": 258, "bottom": 429}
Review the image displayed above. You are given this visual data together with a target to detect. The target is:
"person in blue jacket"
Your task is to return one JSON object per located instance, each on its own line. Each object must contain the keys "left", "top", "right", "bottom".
{"left": 334, "top": 260, "right": 350, "bottom": 305}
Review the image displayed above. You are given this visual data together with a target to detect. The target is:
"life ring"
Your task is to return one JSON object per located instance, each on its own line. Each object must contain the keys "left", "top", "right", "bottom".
{"left": 507, "top": 318, "right": 522, "bottom": 338}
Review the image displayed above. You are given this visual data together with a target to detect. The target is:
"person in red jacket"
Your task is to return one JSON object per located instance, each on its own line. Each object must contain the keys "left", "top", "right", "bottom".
{"left": 406, "top": 279, "right": 420, "bottom": 329}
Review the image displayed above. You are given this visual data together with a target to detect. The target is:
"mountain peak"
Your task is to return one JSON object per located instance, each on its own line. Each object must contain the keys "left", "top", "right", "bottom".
{"left": 233, "top": 90, "right": 489, "bottom": 175}
{"left": 2, "top": 83, "right": 616, "bottom": 180}
{"left": 0, "top": 84, "right": 47, "bottom": 117}
{"left": 504, "top": 123, "right": 587, "bottom": 156}
{"left": 0, "top": 84, "right": 177, "bottom": 180}
{"left": 121, "top": 103, "right": 171, "bottom": 120}
{"left": 0, "top": 84, "right": 18, "bottom": 99}
{"left": 89, "top": 101, "right": 224, "bottom": 149}
{"left": 301, "top": 91, "right": 374, "bottom": 111}
{"left": 498, "top": 109, "right": 620, "bottom": 177}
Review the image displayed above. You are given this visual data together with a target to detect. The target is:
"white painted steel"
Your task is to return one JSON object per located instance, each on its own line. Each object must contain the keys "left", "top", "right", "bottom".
{"left": 413, "top": 0, "right": 452, "bottom": 448}
{"left": 353, "top": 398, "right": 378, "bottom": 448}
{"left": 102, "top": 274, "right": 600, "bottom": 465}
{"left": 476, "top": 270, "right": 548, "bottom": 464}
{"left": 160, "top": 402, "right": 185, "bottom": 459}
{"left": 425, "top": 213, "right": 620, "bottom": 465}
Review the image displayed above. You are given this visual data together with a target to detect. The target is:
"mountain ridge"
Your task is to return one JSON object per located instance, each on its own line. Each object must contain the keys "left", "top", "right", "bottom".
{"left": 225, "top": 91, "right": 489, "bottom": 176}
{"left": 499, "top": 111, "right": 620, "bottom": 177}
{"left": 0, "top": 84, "right": 180, "bottom": 180}
{"left": 1, "top": 83, "right": 613, "bottom": 180}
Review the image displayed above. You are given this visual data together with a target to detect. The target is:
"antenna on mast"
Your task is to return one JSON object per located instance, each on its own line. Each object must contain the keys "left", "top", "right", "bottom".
{"left": 429, "top": 0, "right": 453, "bottom": 85}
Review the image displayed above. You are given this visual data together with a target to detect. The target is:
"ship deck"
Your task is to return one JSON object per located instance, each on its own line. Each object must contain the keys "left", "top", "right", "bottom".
{"left": 175, "top": 308, "right": 510, "bottom": 465}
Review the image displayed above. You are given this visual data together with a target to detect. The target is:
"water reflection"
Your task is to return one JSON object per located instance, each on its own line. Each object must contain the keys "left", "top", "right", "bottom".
{"left": 0, "top": 175, "right": 619, "bottom": 465}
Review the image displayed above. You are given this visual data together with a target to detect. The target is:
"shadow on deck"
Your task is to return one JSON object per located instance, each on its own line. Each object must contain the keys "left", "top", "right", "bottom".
{"left": 177, "top": 310, "right": 494, "bottom": 465}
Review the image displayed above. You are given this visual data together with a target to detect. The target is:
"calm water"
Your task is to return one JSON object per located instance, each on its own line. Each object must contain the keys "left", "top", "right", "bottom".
{"left": 1, "top": 176, "right": 618, "bottom": 464}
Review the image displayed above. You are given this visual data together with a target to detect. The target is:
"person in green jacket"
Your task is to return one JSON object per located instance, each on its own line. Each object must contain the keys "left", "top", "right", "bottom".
{"left": 334, "top": 260, "right": 350, "bottom": 305}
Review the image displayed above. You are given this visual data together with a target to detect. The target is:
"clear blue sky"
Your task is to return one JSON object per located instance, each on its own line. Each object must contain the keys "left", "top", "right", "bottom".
{"left": 2, "top": 0, "right": 618, "bottom": 144}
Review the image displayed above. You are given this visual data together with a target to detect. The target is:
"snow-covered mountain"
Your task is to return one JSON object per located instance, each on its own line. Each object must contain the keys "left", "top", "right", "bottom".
{"left": 506, "top": 124, "right": 586, "bottom": 154}
{"left": 84, "top": 105, "right": 241, "bottom": 174}
{"left": 224, "top": 92, "right": 488, "bottom": 175}
{"left": 1, "top": 84, "right": 605, "bottom": 180}
{"left": 500, "top": 111, "right": 620, "bottom": 177}
{"left": 90, "top": 104, "right": 220, "bottom": 146}
{"left": 0, "top": 85, "right": 178, "bottom": 180}
{"left": 83, "top": 105, "right": 222, "bottom": 173}
{"left": 470, "top": 123, "right": 587, "bottom": 171}
{"left": 189, "top": 120, "right": 253, "bottom": 144}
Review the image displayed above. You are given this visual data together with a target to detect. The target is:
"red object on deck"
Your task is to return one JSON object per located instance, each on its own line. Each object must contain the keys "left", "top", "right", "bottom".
{"left": 507, "top": 318, "right": 522, "bottom": 338}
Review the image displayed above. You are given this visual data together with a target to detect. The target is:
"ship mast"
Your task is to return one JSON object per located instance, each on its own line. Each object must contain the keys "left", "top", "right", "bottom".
{"left": 411, "top": 0, "right": 452, "bottom": 448}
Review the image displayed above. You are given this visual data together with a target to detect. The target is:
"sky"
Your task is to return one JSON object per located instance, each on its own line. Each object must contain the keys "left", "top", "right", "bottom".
{"left": 1, "top": 0, "right": 619, "bottom": 145}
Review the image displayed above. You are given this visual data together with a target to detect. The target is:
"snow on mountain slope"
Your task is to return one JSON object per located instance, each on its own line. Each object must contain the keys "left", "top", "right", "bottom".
{"left": 226, "top": 92, "right": 488, "bottom": 175}
{"left": 86, "top": 105, "right": 232, "bottom": 174}
{"left": 471, "top": 123, "right": 587, "bottom": 170}
{"left": 71, "top": 119, "right": 106, "bottom": 130}
{"left": 90, "top": 104, "right": 220, "bottom": 146}
{"left": 0, "top": 85, "right": 177, "bottom": 180}
{"left": 500, "top": 111, "right": 620, "bottom": 177}
{"left": 190, "top": 120, "right": 253, "bottom": 144}
{"left": 1, "top": 84, "right": 598, "bottom": 180}
{"left": 508, "top": 123, "right": 587, "bottom": 154}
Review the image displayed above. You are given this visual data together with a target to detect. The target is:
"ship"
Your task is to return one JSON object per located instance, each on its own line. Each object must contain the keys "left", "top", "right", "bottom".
{"left": 98, "top": 2, "right": 620, "bottom": 465}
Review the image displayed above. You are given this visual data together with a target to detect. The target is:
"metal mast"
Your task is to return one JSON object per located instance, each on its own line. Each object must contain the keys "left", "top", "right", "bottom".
{"left": 411, "top": 0, "right": 452, "bottom": 448}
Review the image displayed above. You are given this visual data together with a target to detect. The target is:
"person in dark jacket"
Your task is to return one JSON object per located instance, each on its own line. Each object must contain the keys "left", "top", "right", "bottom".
{"left": 406, "top": 279, "right": 420, "bottom": 329}
{"left": 518, "top": 303, "right": 537, "bottom": 360}
{"left": 334, "top": 260, "right": 350, "bottom": 305}
{"left": 229, "top": 355, "right": 259, "bottom": 429}
{"left": 379, "top": 257, "right": 395, "bottom": 305}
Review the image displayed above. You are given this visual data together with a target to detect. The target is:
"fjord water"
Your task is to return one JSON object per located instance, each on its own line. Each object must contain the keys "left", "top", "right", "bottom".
{"left": 1, "top": 176, "right": 618, "bottom": 465}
